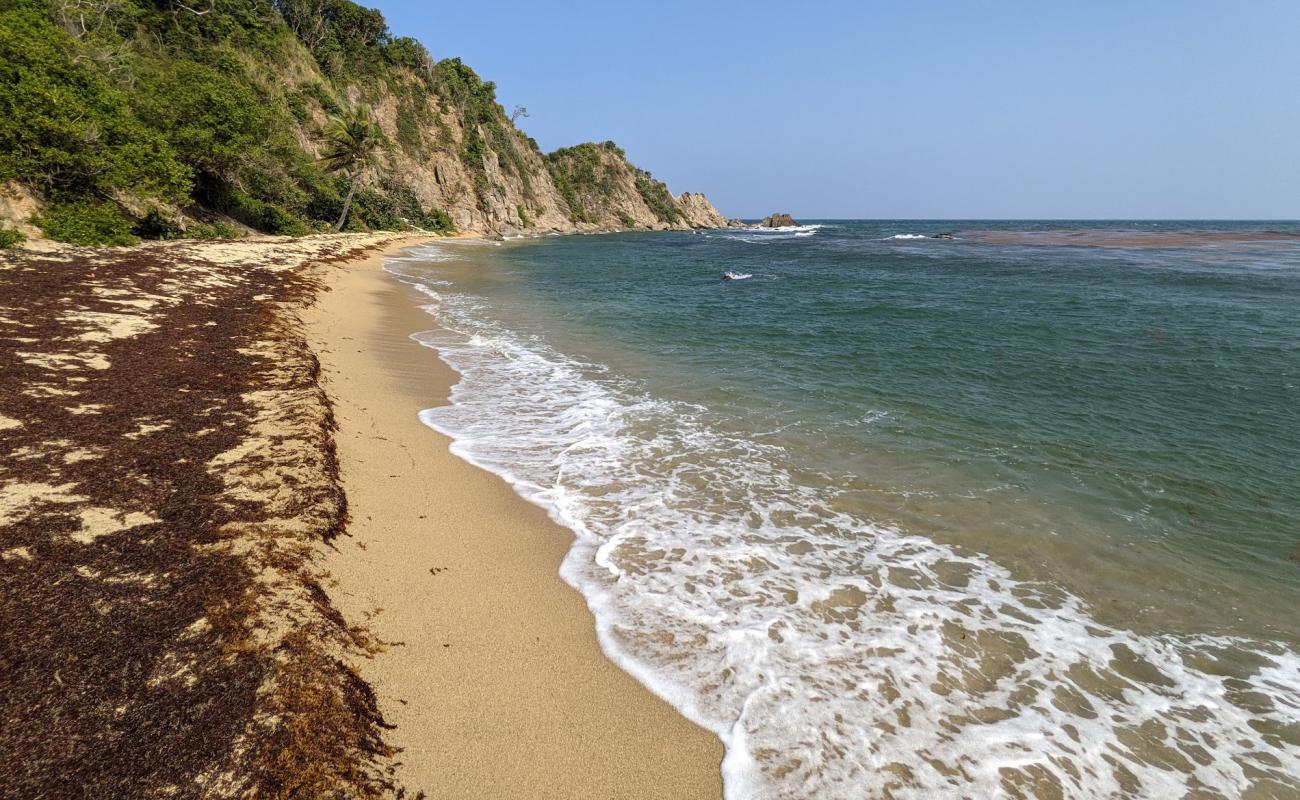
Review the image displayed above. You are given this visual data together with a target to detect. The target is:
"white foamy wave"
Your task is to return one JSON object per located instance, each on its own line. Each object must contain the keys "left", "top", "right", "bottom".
{"left": 386, "top": 253, "right": 1300, "bottom": 800}
{"left": 712, "top": 224, "right": 824, "bottom": 244}
{"left": 885, "top": 234, "right": 931, "bottom": 240}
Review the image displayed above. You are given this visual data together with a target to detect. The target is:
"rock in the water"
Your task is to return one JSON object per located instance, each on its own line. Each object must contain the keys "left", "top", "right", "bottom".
{"left": 727, "top": 218, "right": 746, "bottom": 227}
{"left": 758, "top": 213, "right": 798, "bottom": 228}
{"left": 933, "top": 232, "right": 955, "bottom": 240}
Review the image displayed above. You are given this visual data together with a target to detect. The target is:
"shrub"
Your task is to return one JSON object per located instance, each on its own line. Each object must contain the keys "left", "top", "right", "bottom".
{"left": 545, "top": 142, "right": 624, "bottom": 223}
{"left": 384, "top": 37, "right": 430, "bottom": 72}
{"left": 0, "top": 227, "right": 24, "bottom": 248}
{"left": 286, "top": 91, "right": 310, "bottom": 122}
{"left": 0, "top": 8, "right": 189, "bottom": 200}
{"left": 301, "top": 81, "right": 342, "bottom": 115}
{"left": 187, "top": 221, "right": 240, "bottom": 240}
{"left": 131, "top": 58, "right": 273, "bottom": 181}
{"left": 517, "top": 205, "right": 531, "bottom": 228}
{"left": 635, "top": 173, "right": 683, "bottom": 224}
{"left": 134, "top": 207, "right": 184, "bottom": 240}
{"left": 209, "top": 186, "right": 310, "bottom": 236}
{"left": 421, "top": 208, "right": 454, "bottom": 234}
{"left": 33, "top": 201, "right": 139, "bottom": 247}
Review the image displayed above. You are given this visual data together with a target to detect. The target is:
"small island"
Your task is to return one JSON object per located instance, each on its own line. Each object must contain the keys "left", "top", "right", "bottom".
{"left": 758, "top": 213, "right": 799, "bottom": 227}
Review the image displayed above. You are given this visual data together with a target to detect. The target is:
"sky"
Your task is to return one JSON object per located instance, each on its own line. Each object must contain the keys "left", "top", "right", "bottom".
{"left": 371, "top": 0, "right": 1300, "bottom": 219}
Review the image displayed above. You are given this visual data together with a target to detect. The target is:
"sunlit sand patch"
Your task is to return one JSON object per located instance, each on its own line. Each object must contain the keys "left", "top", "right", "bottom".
{"left": 124, "top": 420, "right": 171, "bottom": 439}
{"left": 63, "top": 447, "right": 103, "bottom": 464}
{"left": 73, "top": 564, "right": 160, "bottom": 588}
{"left": 63, "top": 310, "right": 158, "bottom": 342}
{"left": 69, "top": 507, "right": 160, "bottom": 544}
{"left": 2, "top": 546, "right": 34, "bottom": 561}
{"left": 0, "top": 481, "right": 87, "bottom": 525}
{"left": 66, "top": 403, "right": 105, "bottom": 414}
{"left": 23, "top": 385, "right": 78, "bottom": 398}
{"left": 91, "top": 287, "right": 170, "bottom": 311}
{"left": 0, "top": 412, "right": 21, "bottom": 430}
{"left": 17, "top": 350, "right": 110, "bottom": 370}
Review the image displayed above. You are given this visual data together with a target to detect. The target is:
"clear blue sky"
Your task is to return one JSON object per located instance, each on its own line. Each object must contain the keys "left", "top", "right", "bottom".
{"left": 372, "top": 0, "right": 1299, "bottom": 219}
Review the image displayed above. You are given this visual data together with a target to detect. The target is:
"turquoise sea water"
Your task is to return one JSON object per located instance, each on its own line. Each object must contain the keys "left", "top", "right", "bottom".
{"left": 389, "top": 222, "right": 1300, "bottom": 799}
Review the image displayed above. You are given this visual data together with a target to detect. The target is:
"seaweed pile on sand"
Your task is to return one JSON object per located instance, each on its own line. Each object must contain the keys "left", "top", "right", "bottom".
{"left": 0, "top": 235, "right": 423, "bottom": 797}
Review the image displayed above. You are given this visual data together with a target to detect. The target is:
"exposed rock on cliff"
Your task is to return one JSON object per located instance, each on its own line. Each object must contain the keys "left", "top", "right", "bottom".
{"left": 542, "top": 142, "right": 725, "bottom": 231}
{"left": 759, "top": 213, "right": 799, "bottom": 228}
{"left": 677, "top": 192, "right": 728, "bottom": 228}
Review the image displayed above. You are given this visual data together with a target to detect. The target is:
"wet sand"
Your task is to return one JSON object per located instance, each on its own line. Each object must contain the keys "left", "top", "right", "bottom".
{"left": 305, "top": 242, "right": 724, "bottom": 798}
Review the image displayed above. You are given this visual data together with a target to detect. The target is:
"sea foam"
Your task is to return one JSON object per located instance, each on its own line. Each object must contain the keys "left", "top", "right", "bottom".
{"left": 386, "top": 250, "right": 1300, "bottom": 800}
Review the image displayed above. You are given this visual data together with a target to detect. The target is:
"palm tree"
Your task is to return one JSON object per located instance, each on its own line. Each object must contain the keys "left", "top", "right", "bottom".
{"left": 319, "top": 105, "right": 383, "bottom": 232}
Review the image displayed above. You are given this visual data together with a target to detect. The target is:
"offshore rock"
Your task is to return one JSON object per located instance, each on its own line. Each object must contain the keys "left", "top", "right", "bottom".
{"left": 758, "top": 213, "right": 798, "bottom": 228}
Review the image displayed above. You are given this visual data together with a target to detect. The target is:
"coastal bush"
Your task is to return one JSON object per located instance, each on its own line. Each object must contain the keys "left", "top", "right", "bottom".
{"left": 301, "top": 81, "right": 342, "bottom": 115}
{"left": 421, "top": 208, "right": 455, "bottom": 234}
{"left": 350, "top": 185, "right": 407, "bottom": 231}
{"left": 134, "top": 207, "right": 185, "bottom": 240}
{"left": 209, "top": 187, "right": 310, "bottom": 236}
{"left": 545, "top": 142, "right": 626, "bottom": 223}
{"left": 395, "top": 100, "right": 423, "bottom": 155}
{"left": 0, "top": 8, "right": 189, "bottom": 201}
{"left": 0, "top": 227, "right": 24, "bottom": 248}
{"left": 384, "top": 36, "right": 431, "bottom": 72}
{"left": 187, "top": 221, "right": 241, "bottom": 240}
{"left": 286, "top": 91, "right": 310, "bottom": 122}
{"left": 517, "top": 205, "right": 531, "bottom": 228}
{"left": 635, "top": 173, "right": 683, "bottom": 224}
{"left": 132, "top": 58, "right": 276, "bottom": 183}
{"left": 33, "top": 201, "right": 139, "bottom": 247}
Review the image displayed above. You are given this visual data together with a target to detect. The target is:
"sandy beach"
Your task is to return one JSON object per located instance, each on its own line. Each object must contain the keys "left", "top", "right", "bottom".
{"left": 305, "top": 241, "right": 724, "bottom": 798}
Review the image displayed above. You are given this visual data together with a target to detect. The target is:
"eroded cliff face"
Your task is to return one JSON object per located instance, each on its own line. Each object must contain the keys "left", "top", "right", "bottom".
{"left": 332, "top": 73, "right": 726, "bottom": 237}
{"left": 538, "top": 142, "right": 727, "bottom": 233}
{"left": 677, "top": 192, "right": 729, "bottom": 228}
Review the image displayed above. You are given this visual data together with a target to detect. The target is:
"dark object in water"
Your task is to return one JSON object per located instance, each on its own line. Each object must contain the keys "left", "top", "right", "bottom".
{"left": 933, "top": 232, "right": 955, "bottom": 240}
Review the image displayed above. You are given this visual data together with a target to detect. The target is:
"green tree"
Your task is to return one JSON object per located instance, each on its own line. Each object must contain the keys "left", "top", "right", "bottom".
{"left": 318, "top": 104, "right": 383, "bottom": 232}
{"left": 0, "top": 7, "right": 188, "bottom": 200}
{"left": 131, "top": 58, "right": 272, "bottom": 182}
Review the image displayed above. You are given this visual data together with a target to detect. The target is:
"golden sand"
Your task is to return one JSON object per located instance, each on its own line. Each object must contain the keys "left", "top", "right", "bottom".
{"left": 307, "top": 242, "right": 724, "bottom": 798}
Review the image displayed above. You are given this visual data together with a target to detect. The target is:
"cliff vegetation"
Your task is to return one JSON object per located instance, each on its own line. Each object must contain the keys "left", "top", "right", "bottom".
{"left": 0, "top": 0, "right": 726, "bottom": 245}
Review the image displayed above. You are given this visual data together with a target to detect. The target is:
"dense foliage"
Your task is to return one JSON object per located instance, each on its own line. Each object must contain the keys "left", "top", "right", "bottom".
{"left": 634, "top": 171, "right": 684, "bottom": 224}
{"left": 0, "top": 0, "right": 459, "bottom": 244}
{"left": 545, "top": 141, "right": 683, "bottom": 226}
{"left": 544, "top": 142, "right": 624, "bottom": 224}
{"left": 33, "top": 201, "right": 139, "bottom": 247}
{"left": 0, "top": 227, "right": 25, "bottom": 248}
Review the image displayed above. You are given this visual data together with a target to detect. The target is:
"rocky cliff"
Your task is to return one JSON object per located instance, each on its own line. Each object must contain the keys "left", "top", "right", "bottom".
{"left": 0, "top": 0, "right": 728, "bottom": 246}
{"left": 541, "top": 141, "right": 725, "bottom": 232}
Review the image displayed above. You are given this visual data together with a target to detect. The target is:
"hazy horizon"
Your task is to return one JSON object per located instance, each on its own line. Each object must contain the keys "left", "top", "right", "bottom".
{"left": 372, "top": 0, "right": 1300, "bottom": 220}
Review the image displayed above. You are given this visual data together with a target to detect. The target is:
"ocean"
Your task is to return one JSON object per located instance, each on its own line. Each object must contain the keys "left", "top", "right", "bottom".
{"left": 385, "top": 221, "right": 1300, "bottom": 799}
